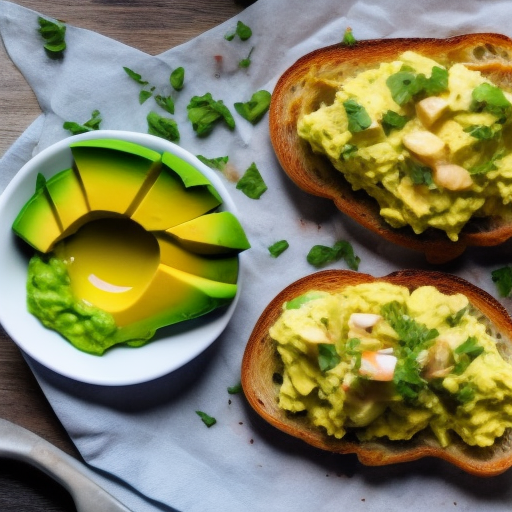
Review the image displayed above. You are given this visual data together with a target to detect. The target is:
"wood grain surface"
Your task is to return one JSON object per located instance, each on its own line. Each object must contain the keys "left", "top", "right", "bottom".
{"left": 0, "top": 1, "right": 250, "bottom": 509}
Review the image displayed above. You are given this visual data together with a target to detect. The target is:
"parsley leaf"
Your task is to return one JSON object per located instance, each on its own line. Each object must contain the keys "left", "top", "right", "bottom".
{"left": 345, "top": 338, "right": 362, "bottom": 370}
{"left": 446, "top": 306, "right": 467, "bottom": 327}
{"left": 268, "top": 240, "right": 289, "bottom": 258}
{"left": 234, "top": 90, "right": 271, "bottom": 124}
{"left": 123, "top": 66, "right": 149, "bottom": 85}
{"left": 381, "top": 110, "right": 409, "bottom": 135}
{"left": 236, "top": 162, "right": 267, "bottom": 199}
{"left": 340, "top": 144, "right": 358, "bottom": 160}
{"left": 492, "top": 266, "right": 512, "bottom": 297}
{"left": 471, "top": 83, "right": 511, "bottom": 122}
{"left": 155, "top": 94, "right": 175, "bottom": 114}
{"left": 307, "top": 240, "right": 360, "bottom": 270}
{"left": 197, "top": 155, "right": 229, "bottom": 171}
{"left": 187, "top": 93, "right": 235, "bottom": 136}
{"left": 342, "top": 27, "right": 357, "bottom": 46}
{"left": 454, "top": 336, "right": 484, "bottom": 358}
{"left": 318, "top": 344, "right": 340, "bottom": 372}
{"left": 227, "top": 383, "right": 242, "bottom": 394}
{"left": 343, "top": 99, "right": 372, "bottom": 133}
{"left": 37, "top": 17, "right": 66, "bottom": 56}
{"left": 147, "top": 111, "right": 180, "bottom": 142}
{"left": 139, "top": 89, "right": 154, "bottom": 104}
{"left": 455, "top": 384, "right": 476, "bottom": 404}
{"left": 239, "top": 47, "right": 255, "bottom": 68}
{"left": 170, "top": 67, "right": 185, "bottom": 91}
{"left": 469, "top": 149, "right": 504, "bottom": 175}
{"left": 195, "top": 410, "right": 216, "bottom": 427}
{"left": 63, "top": 109, "right": 102, "bottom": 135}
{"left": 407, "top": 160, "right": 435, "bottom": 188}
{"left": 285, "top": 292, "right": 328, "bottom": 310}
{"left": 463, "top": 124, "right": 502, "bottom": 140}
{"left": 225, "top": 20, "right": 252, "bottom": 41}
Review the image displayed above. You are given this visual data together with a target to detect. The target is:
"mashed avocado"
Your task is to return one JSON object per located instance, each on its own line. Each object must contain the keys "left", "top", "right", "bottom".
{"left": 270, "top": 283, "right": 512, "bottom": 447}
{"left": 298, "top": 51, "right": 512, "bottom": 241}
{"left": 27, "top": 253, "right": 153, "bottom": 355}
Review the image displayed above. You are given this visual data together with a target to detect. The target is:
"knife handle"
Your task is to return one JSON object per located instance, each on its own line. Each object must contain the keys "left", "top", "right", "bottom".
{"left": 0, "top": 417, "right": 132, "bottom": 512}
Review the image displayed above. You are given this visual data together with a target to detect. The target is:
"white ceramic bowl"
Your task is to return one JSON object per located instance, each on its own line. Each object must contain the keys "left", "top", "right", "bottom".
{"left": 0, "top": 130, "right": 242, "bottom": 386}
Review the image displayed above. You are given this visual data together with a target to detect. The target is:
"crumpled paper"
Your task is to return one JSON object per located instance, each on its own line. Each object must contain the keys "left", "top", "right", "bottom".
{"left": 1, "top": 0, "right": 512, "bottom": 511}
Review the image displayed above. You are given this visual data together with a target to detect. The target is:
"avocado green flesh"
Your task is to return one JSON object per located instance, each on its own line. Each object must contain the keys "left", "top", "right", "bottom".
{"left": 14, "top": 139, "right": 250, "bottom": 354}
{"left": 270, "top": 282, "right": 512, "bottom": 448}
{"left": 298, "top": 51, "right": 512, "bottom": 241}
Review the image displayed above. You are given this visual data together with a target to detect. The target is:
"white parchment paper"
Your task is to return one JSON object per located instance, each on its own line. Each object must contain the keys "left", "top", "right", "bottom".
{"left": 1, "top": 0, "right": 512, "bottom": 511}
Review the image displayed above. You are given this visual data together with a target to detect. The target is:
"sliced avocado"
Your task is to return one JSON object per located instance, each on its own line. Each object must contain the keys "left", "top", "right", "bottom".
{"left": 45, "top": 168, "right": 90, "bottom": 234}
{"left": 70, "top": 139, "right": 162, "bottom": 215}
{"left": 12, "top": 185, "right": 62, "bottom": 252}
{"left": 155, "top": 233, "right": 239, "bottom": 284}
{"left": 112, "top": 264, "right": 237, "bottom": 330}
{"left": 130, "top": 157, "right": 221, "bottom": 231}
{"left": 166, "top": 211, "right": 251, "bottom": 254}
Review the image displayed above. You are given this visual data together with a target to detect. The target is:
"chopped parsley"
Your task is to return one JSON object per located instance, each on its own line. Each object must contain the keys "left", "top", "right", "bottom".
{"left": 470, "top": 82, "right": 511, "bottom": 122}
{"left": 195, "top": 410, "right": 216, "bottom": 427}
{"left": 227, "top": 383, "right": 243, "bottom": 394}
{"left": 343, "top": 99, "right": 372, "bottom": 133}
{"left": 268, "top": 240, "right": 289, "bottom": 258}
{"left": 155, "top": 94, "right": 175, "bottom": 115}
{"left": 381, "top": 110, "right": 409, "bottom": 135}
{"left": 197, "top": 155, "right": 229, "bottom": 171}
{"left": 37, "top": 16, "right": 66, "bottom": 56}
{"left": 492, "top": 266, "right": 512, "bottom": 297}
{"left": 453, "top": 337, "right": 484, "bottom": 375}
{"left": 342, "top": 27, "right": 357, "bottom": 46}
{"left": 318, "top": 344, "right": 340, "bottom": 372}
{"left": 239, "top": 47, "right": 255, "bottom": 68}
{"left": 446, "top": 306, "right": 468, "bottom": 327}
{"left": 147, "top": 111, "right": 180, "bottom": 142}
{"left": 340, "top": 144, "right": 358, "bottom": 160}
{"left": 306, "top": 240, "right": 360, "bottom": 270}
{"left": 469, "top": 149, "right": 504, "bottom": 175}
{"left": 139, "top": 89, "right": 154, "bottom": 105}
{"left": 406, "top": 160, "right": 435, "bottom": 188}
{"left": 123, "top": 66, "right": 149, "bottom": 85}
{"left": 187, "top": 93, "right": 235, "bottom": 136}
{"left": 170, "top": 67, "right": 185, "bottom": 91}
{"left": 123, "top": 67, "right": 155, "bottom": 104}
{"left": 234, "top": 90, "right": 271, "bottom": 124}
{"left": 63, "top": 109, "right": 102, "bottom": 135}
{"left": 225, "top": 20, "right": 252, "bottom": 41}
{"left": 236, "top": 162, "right": 267, "bottom": 199}
{"left": 463, "top": 124, "right": 502, "bottom": 140}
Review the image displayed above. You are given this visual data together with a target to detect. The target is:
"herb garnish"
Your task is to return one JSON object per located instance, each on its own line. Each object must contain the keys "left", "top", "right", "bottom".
{"left": 318, "top": 344, "right": 340, "bottom": 372}
{"left": 236, "top": 163, "right": 267, "bottom": 199}
{"left": 463, "top": 124, "right": 502, "bottom": 141}
{"left": 307, "top": 240, "right": 360, "bottom": 270}
{"left": 123, "top": 67, "right": 155, "bottom": 104}
{"left": 381, "top": 110, "right": 409, "bottom": 135}
{"left": 196, "top": 410, "right": 216, "bottom": 427}
{"left": 197, "top": 155, "right": 229, "bottom": 171}
{"left": 453, "top": 336, "right": 484, "bottom": 375}
{"left": 225, "top": 20, "right": 252, "bottom": 41}
{"left": 147, "top": 111, "right": 180, "bottom": 142}
{"left": 446, "top": 306, "right": 468, "bottom": 327}
{"left": 340, "top": 144, "right": 358, "bottom": 160}
{"left": 268, "top": 240, "right": 289, "bottom": 258}
{"left": 470, "top": 83, "right": 511, "bottom": 122}
{"left": 469, "top": 149, "right": 504, "bottom": 175}
{"left": 63, "top": 109, "right": 102, "bottom": 135}
{"left": 37, "top": 17, "right": 66, "bottom": 56}
{"left": 492, "top": 266, "right": 512, "bottom": 297}
{"left": 227, "top": 383, "right": 242, "bottom": 394}
{"left": 155, "top": 95, "right": 175, "bottom": 115}
{"left": 187, "top": 93, "right": 235, "bottom": 136}
{"left": 342, "top": 27, "right": 357, "bottom": 46}
{"left": 343, "top": 99, "right": 372, "bottom": 133}
{"left": 239, "top": 47, "right": 255, "bottom": 68}
{"left": 407, "top": 160, "right": 435, "bottom": 188}
{"left": 170, "top": 67, "right": 185, "bottom": 91}
{"left": 234, "top": 90, "right": 271, "bottom": 124}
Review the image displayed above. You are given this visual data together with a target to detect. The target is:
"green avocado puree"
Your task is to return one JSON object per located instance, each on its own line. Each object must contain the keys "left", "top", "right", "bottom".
{"left": 298, "top": 51, "right": 512, "bottom": 240}
{"left": 26, "top": 253, "right": 153, "bottom": 355}
{"left": 270, "top": 282, "right": 512, "bottom": 447}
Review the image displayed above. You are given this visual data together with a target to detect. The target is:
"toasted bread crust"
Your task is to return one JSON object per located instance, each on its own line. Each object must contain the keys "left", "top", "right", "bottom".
{"left": 269, "top": 34, "right": 512, "bottom": 263}
{"left": 241, "top": 269, "right": 512, "bottom": 476}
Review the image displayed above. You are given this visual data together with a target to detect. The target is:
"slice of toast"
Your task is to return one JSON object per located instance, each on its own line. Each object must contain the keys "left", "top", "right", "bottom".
{"left": 269, "top": 34, "right": 512, "bottom": 263}
{"left": 241, "top": 269, "right": 512, "bottom": 476}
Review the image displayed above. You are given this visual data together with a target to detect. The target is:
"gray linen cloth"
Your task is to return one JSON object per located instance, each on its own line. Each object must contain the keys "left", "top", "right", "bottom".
{"left": 1, "top": 0, "right": 512, "bottom": 511}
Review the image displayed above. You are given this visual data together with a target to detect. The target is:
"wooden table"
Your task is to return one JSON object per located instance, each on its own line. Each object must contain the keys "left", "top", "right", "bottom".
{"left": 0, "top": 1, "right": 250, "bottom": 509}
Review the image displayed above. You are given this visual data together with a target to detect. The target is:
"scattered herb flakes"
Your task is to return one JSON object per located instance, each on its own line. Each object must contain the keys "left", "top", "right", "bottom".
{"left": 225, "top": 20, "right": 253, "bottom": 41}
{"left": 469, "top": 149, "right": 505, "bottom": 175}
{"left": 170, "top": 66, "right": 185, "bottom": 91}
{"left": 139, "top": 89, "right": 154, "bottom": 105}
{"left": 381, "top": 110, "right": 409, "bottom": 135}
{"left": 340, "top": 143, "right": 358, "bottom": 161}
{"left": 236, "top": 162, "right": 267, "bottom": 199}
{"left": 35, "top": 173, "right": 47, "bottom": 192}
{"left": 155, "top": 94, "right": 175, "bottom": 115}
{"left": 318, "top": 343, "right": 340, "bottom": 372}
{"left": 63, "top": 109, "right": 102, "bottom": 135}
{"left": 197, "top": 155, "right": 229, "bottom": 171}
{"left": 37, "top": 16, "right": 66, "bottom": 56}
{"left": 123, "top": 66, "right": 149, "bottom": 85}
{"left": 234, "top": 90, "right": 271, "bottom": 124}
{"left": 471, "top": 82, "right": 512, "bottom": 122}
{"left": 195, "top": 410, "right": 216, "bottom": 428}
{"left": 342, "top": 27, "right": 356, "bottom": 46}
{"left": 268, "top": 240, "right": 289, "bottom": 258}
{"left": 227, "top": 383, "right": 243, "bottom": 394}
{"left": 147, "top": 111, "right": 180, "bottom": 142}
{"left": 343, "top": 99, "right": 372, "bottom": 133}
{"left": 306, "top": 240, "right": 360, "bottom": 270}
{"left": 463, "top": 124, "right": 502, "bottom": 141}
{"left": 239, "top": 47, "right": 255, "bottom": 68}
{"left": 492, "top": 266, "right": 512, "bottom": 297}
{"left": 187, "top": 93, "right": 235, "bottom": 136}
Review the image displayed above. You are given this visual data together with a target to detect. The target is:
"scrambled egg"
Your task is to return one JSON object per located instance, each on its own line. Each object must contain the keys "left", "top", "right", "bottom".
{"left": 270, "top": 283, "right": 512, "bottom": 447}
{"left": 298, "top": 51, "right": 512, "bottom": 241}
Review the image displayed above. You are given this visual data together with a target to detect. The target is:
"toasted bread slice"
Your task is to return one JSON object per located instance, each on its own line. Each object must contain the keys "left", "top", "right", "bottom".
{"left": 269, "top": 33, "right": 512, "bottom": 263}
{"left": 241, "top": 269, "right": 512, "bottom": 476}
